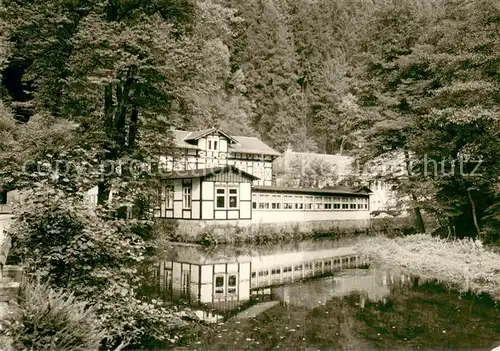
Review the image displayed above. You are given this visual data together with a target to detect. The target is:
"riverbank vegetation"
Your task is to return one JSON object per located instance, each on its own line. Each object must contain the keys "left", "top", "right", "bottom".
{"left": 152, "top": 217, "right": 417, "bottom": 246}
{"left": 178, "top": 282, "right": 500, "bottom": 351}
{"left": 5, "top": 185, "right": 187, "bottom": 350}
{"left": 357, "top": 234, "right": 500, "bottom": 300}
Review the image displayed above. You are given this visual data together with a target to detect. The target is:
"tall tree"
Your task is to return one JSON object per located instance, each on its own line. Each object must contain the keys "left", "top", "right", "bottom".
{"left": 356, "top": 0, "right": 500, "bottom": 237}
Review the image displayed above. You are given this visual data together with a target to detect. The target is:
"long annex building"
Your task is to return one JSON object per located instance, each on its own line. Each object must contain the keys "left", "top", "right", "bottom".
{"left": 154, "top": 128, "right": 372, "bottom": 224}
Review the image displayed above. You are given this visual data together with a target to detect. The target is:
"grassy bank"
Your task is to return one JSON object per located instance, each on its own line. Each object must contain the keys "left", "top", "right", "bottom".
{"left": 177, "top": 284, "right": 500, "bottom": 351}
{"left": 356, "top": 234, "right": 500, "bottom": 300}
{"left": 152, "top": 217, "right": 416, "bottom": 246}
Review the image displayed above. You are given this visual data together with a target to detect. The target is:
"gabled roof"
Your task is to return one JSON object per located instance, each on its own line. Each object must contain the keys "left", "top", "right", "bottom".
{"left": 252, "top": 185, "right": 371, "bottom": 197}
{"left": 172, "top": 129, "right": 281, "bottom": 157}
{"left": 229, "top": 135, "right": 281, "bottom": 156}
{"left": 172, "top": 130, "right": 201, "bottom": 150}
{"left": 162, "top": 165, "right": 260, "bottom": 180}
{"left": 184, "top": 127, "right": 238, "bottom": 144}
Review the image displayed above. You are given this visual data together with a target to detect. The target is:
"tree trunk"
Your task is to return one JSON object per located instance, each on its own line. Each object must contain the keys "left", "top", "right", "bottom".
{"left": 411, "top": 193, "right": 426, "bottom": 233}
{"left": 98, "top": 84, "right": 115, "bottom": 204}
{"left": 115, "top": 70, "right": 134, "bottom": 149}
{"left": 104, "top": 84, "right": 114, "bottom": 137}
{"left": 339, "top": 137, "right": 346, "bottom": 155}
{"left": 467, "top": 188, "right": 481, "bottom": 239}
{"left": 97, "top": 182, "right": 110, "bottom": 205}
{"left": 128, "top": 106, "right": 139, "bottom": 150}
{"left": 404, "top": 150, "right": 426, "bottom": 233}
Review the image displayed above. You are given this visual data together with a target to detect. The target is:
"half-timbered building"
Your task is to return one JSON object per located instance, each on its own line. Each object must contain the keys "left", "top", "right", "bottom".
{"left": 160, "top": 128, "right": 281, "bottom": 186}
{"left": 154, "top": 128, "right": 372, "bottom": 223}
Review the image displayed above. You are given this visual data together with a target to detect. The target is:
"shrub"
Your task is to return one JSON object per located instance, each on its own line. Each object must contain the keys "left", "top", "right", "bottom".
{"left": 5, "top": 280, "right": 107, "bottom": 351}
{"left": 8, "top": 185, "right": 185, "bottom": 349}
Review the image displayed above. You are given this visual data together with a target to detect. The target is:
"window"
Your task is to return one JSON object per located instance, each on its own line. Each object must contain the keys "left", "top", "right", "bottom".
{"left": 324, "top": 196, "right": 333, "bottom": 210}
{"left": 271, "top": 195, "right": 281, "bottom": 209}
{"left": 283, "top": 266, "right": 292, "bottom": 273}
{"left": 258, "top": 270, "right": 269, "bottom": 277}
{"left": 259, "top": 194, "right": 270, "bottom": 209}
{"left": 208, "top": 139, "right": 218, "bottom": 151}
{"left": 305, "top": 196, "right": 313, "bottom": 210}
{"left": 216, "top": 187, "right": 238, "bottom": 209}
{"left": 216, "top": 188, "right": 225, "bottom": 208}
{"left": 283, "top": 195, "right": 293, "bottom": 209}
{"left": 229, "top": 188, "right": 238, "bottom": 208}
{"left": 357, "top": 198, "right": 364, "bottom": 209}
{"left": 333, "top": 197, "right": 341, "bottom": 210}
{"left": 350, "top": 198, "right": 357, "bottom": 210}
{"left": 215, "top": 275, "right": 224, "bottom": 294}
{"left": 227, "top": 274, "right": 237, "bottom": 295}
{"left": 183, "top": 186, "right": 191, "bottom": 209}
{"left": 271, "top": 268, "right": 281, "bottom": 275}
{"left": 294, "top": 264, "right": 303, "bottom": 271}
{"left": 252, "top": 193, "right": 258, "bottom": 209}
{"left": 294, "top": 196, "right": 304, "bottom": 210}
{"left": 165, "top": 184, "right": 174, "bottom": 209}
{"left": 315, "top": 196, "right": 323, "bottom": 210}
{"left": 342, "top": 198, "right": 349, "bottom": 209}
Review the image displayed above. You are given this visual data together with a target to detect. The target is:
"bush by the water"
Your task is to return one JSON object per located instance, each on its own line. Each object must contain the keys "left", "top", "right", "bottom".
{"left": 151, "top": 216, "right": 426, "bottom": 247}
{"left": 3, "top": 281, "right": 106, "bottom": 351}
{"left": 7, "top": 185, "right": 185, "bottom": 350}
{"left": 152, "top": 219, "right": 376, "bottom": 246}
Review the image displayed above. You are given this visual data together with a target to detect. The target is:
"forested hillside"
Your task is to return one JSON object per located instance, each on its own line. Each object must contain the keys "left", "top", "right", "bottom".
{"left": 1, "top": 0, "right": 499, "bottom": 238}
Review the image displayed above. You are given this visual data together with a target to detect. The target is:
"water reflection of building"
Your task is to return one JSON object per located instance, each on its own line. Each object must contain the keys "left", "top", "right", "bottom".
{"left": 155, "top": 242, "right": 371, "bottom": 314}
{"left": 272, "top": 269, "right": 411, "bottom": 309}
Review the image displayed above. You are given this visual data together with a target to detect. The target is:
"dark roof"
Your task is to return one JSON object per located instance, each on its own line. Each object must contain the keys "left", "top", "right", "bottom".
{"left": 184, "top": 127, "right": 238, "bottom": 144}
{"left": 172, "top": 129, "right": 281, "bottom": 157}
{"left": 162, "top": 165, "right": 260, "bottom": 180}
{"left": 252, "top": 185, "right": 371, "bottom": 196}
{"left": 229, "top": 135, "right": 281, "bottom": 156}
{"left": 172, "top": 130, "right": 201, "bottom": 150}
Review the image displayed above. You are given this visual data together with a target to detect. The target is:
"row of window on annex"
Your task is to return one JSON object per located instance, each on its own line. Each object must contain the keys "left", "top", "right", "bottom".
{"left": 252, "top": 193, "right": 369, "bottom": 211}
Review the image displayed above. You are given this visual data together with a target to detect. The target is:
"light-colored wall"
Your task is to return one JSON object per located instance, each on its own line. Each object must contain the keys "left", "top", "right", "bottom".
{"left": 240, "top": 201, "right": 251, "bottom": 219}
{"left": 173, "top": 180, "right": 182, "bottom": 200}
{"left": 201, "top": 181, "right": 214, "bottom": 200}
{"left": 251, "top": 209, "right": 370, "bottom": 224}
{"left": 201, "top": 201, "right": 214, "bottom": 220}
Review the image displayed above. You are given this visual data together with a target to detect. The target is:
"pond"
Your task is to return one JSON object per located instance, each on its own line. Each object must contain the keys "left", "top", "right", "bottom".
{"left": 149, "top": 238, "right": 500, "bottom": 350}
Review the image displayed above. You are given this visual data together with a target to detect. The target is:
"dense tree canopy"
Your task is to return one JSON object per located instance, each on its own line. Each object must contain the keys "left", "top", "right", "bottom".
{"left": 0, "top": 0, "right": 499, "bottom": 348}
{"left": 1, "top": 0, "right": 499, "bottom": 236}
